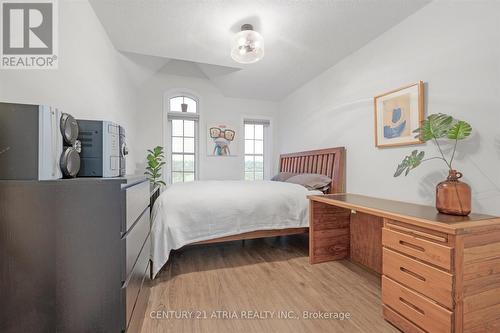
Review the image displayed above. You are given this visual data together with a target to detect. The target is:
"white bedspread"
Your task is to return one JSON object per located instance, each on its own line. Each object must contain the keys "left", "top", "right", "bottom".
{"left": 151, "top": 180, "right": 320, "bottom": 277}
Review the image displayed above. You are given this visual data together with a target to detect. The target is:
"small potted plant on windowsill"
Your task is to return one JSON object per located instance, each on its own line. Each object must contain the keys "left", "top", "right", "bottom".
{"left": 145, "top": 146, "right": 166, "bottom": 190}
{"left": 394, "top": 113, "right": 472, "bottom": 216}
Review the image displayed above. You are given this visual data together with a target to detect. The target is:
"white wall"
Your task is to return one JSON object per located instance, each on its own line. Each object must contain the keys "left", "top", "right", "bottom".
{"left": 135, "top": 65, "right": 278, "bottom": 181}
{"left": 277, "top": 0, "right": 500, "bottom": 215}
{"left": 0, "top": 0, "right": 140, "bottom": 173}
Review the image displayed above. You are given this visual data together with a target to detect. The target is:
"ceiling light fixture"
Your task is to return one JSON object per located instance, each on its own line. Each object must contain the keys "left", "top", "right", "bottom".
{"left": 231, "top": 24, "right": 264, "bottom": 64}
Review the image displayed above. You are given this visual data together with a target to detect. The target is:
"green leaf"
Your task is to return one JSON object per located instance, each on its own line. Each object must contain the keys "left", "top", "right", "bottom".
{"left": 154, "top": 146, "right": 163, "bottom": 155}
{"left": 415, "top": 113, "right": 453, "bottom": 141}
{"left": 447, "top": 121, "right": 472, "bottom": 140}
{"left": 394, "top": 150, "right": 425, "bottom": 177}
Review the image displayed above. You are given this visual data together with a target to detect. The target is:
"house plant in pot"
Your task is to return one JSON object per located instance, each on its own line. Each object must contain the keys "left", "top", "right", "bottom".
{"left": 145, "top": 146, "right": 166, "bottom": 188}
{"left": 394, "top": 113, "right": 472, "bottom": 216}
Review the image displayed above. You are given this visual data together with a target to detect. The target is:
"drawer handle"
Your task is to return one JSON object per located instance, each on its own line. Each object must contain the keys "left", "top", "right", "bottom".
{"left": 399, "top": 297, "right": 425, "bottom": 316}
{"left": 399, "top": 240, "right": 425, "bottom": 252}
{"left": 400, "top": 266, "right": 426, "bottom": 282}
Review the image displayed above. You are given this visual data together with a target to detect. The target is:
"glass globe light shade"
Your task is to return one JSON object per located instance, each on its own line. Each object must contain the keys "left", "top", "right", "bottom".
{"left": 231, "top": 25, "right": 264, "bottom": 64}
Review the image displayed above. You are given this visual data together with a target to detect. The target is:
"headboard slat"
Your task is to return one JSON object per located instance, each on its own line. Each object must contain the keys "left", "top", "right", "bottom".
{"left": 327, "top": 154, "right": 333, "bottom": 179}
{"left": 321, "top": 155, "right": 328, "bottom": 175}
{"left": 317, "top": 155, "right": 323, "bottom": 174}
{"left": 279, "top": 147, "right": 346, "bottom": 194}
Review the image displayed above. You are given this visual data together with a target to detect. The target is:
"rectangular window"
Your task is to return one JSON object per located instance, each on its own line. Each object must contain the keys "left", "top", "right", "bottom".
{"left": 244, "top": 121, "right": 269, "bottom": 181}
{"left": 170, "top": 118, "right": 196, "bottom": 183}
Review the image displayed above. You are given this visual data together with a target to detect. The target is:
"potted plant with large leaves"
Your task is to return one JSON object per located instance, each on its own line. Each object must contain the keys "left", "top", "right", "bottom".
{"left": 145, "top": 146, "right": 166, "bottom": 188}
{"left": 394, "top": 113, "right": 472, "bottom": 216}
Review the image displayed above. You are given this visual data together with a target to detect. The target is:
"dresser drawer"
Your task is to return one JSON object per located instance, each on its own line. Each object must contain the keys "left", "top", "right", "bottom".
{"left": 382, "top": 276, "right": 452, "bottom": 333}
{"left": 382, "top": 228, "right": 453, "bottom": 270}
{"left": 122, "top": 208, "right": 150, "bottom": 282}
{"left": 123, "top": 232, "right": 150, "bottom": 327}
{"left": 124, "top": 180, "right": 149, "bottom": 232}
{"left": 126, "top": 261, "right": 150, "bottom": 333}
{"left": 383, "top": 248, "right": 453, "bottom": 308}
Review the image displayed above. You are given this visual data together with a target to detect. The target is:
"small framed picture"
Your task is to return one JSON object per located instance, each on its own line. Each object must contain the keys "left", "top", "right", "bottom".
{"left": 207, "top": 123, "right": 237, "bottom": 156}
{"left": 374, "top": 81, "right": 424, "bottom": 148}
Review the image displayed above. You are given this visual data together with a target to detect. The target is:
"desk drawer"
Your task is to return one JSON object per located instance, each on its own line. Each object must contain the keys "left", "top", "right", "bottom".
{"left": 385, "top": 219, "right": 450, "bottom": 245}
{"left": 383, "top": 248, "right": 453, "bottom": 308}
{"left": 382, "top": 228, "right": 453, "bottom": 271}
{"left": 382, "top": 276, "right": 452, "bottom": 333}
{"left": 125, "top": 180, "right": 149, "bottom": 232}
{"left": 383, "top": 305, "right": 426, "bottom": 333}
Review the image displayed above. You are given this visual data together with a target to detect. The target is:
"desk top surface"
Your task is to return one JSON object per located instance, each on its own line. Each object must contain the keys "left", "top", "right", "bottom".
{"left": 309, "top": 193, "right": 500, "bottom": 234}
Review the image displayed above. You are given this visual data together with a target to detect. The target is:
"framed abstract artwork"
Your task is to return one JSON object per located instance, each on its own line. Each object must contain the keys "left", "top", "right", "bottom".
{"left": 374, "top": 81, "right": 424, "bottom": 148}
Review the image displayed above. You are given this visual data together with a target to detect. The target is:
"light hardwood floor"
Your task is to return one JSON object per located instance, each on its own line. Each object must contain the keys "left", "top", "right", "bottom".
{"left": 141, "top": 235, "right": 400, "bottom": 333}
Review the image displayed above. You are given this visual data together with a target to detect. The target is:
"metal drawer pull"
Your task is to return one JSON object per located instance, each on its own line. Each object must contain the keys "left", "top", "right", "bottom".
{"left": 399, "top": 297, "right": 425, "bottom": 315}
{"left": 400, "top": 266, "right": 426, "bottom": 282}
{"left": 399, "top": 240, "right": 425, "bottom": 252}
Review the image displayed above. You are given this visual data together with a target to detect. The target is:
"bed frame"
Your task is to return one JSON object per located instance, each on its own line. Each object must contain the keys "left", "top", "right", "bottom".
{"left": 193, "top": 147, "right": 346, "bottom": 245}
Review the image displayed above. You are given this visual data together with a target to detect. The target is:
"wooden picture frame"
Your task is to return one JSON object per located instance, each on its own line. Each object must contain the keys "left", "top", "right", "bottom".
{"left": 374, "top": 81, "right": 424, "bottom": 148}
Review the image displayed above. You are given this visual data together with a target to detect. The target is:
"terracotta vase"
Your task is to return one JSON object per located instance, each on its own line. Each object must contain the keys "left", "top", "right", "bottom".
{"left": 181, "top": 103, "right": 188, "bottom": 112}
{"left": 436, "top": 170, "right": 471, "bottom": 216}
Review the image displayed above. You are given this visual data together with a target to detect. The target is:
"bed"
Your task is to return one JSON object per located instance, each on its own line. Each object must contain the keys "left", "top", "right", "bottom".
{"left": 150, "top": 147, "right": 346, "bottom": 277}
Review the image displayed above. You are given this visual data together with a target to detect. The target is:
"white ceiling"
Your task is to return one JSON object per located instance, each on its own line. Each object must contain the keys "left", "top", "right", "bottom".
{"left": 90, "top": 0, "right": 430, "bottom": 101}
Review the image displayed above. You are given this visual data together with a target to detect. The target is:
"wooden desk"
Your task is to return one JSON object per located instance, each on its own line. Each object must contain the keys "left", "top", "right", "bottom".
{"left": 309, "top": 193, "right": 500, "bottom": 333}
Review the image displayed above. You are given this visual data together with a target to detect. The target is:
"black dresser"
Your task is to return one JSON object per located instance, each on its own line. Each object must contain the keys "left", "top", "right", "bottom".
{"left": 0, "top": 176, "right": 151, "bottom": 333}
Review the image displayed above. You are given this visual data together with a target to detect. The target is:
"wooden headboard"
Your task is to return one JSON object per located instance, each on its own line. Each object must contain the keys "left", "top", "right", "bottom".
{"left": 279, "top": 147, "right": 346, "bottom": 194}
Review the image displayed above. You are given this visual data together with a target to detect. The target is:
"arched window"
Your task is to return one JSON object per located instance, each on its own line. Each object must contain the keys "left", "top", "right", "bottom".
{"left": 169, "top": 96, "right": 197, "bottom": 113}
{"left": 166, "top": 93, "right": 199, "bottom": 184}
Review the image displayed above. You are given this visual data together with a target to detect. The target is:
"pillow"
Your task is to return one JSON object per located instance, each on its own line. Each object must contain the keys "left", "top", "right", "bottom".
{"left": 271, "top": 172, "right": 297, "bottom": 182}
{"left": 285, "top": 173, "right": 332, "bottom": 191}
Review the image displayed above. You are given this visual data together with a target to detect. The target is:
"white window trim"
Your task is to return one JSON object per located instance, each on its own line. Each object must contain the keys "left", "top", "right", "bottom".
{"left": 242, "top": 116, "right": 273, "bottom": 180}
{"left": 163, "top": 90, "right": 200, "bottom": 184}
